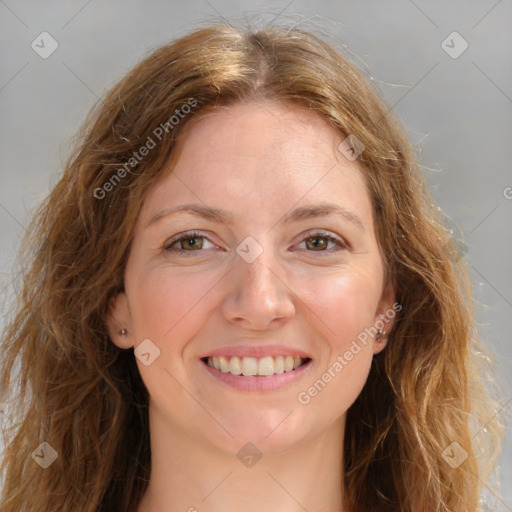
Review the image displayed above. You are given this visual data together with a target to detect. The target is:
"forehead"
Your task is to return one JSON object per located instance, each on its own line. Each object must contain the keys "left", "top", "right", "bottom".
{"left": 141, "top": 100, "right": 373, "bottom": 227}
{"left": 177, "top": 100, "right": 340, "bottom": 167}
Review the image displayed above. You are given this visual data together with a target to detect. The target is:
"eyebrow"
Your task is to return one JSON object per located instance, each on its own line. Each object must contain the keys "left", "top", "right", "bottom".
{"left": 145, "top": 202, "right": 365, "bottom": 231}
{"left": 146, "top": 204, "right": 234, "bottom": 227}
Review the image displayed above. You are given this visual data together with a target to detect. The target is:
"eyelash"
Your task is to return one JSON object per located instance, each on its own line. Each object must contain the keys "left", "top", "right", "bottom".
{"left": 301, "top": 230, "right": 348, "bottom": 253}
{"left": 163, "top": 230, "right": 347, "bottom": 256}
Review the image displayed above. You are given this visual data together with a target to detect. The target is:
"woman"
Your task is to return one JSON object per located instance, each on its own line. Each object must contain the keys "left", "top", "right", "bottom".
{"left": 0, "top": 22, "right": 503, "bottom": 512}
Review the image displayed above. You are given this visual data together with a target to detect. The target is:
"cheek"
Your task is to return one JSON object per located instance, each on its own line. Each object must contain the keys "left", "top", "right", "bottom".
{"left": 297, "top": 265, "right": 383, "bottom": 346}
{"left": 126, "top": 263, "right": 226, "bottom": 357}
{"left": 294, "top": 268, "right": 380, "bottom": 410}
{"left": 125, "top": 266, "right": 223, "bottom": 403}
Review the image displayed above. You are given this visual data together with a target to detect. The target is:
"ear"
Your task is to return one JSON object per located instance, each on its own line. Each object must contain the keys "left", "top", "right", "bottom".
{"left": 373, "top": 282, "right": 398, "bottom": 355}
{"left": 106, "top": 292, "right": 135, "bottom": 349}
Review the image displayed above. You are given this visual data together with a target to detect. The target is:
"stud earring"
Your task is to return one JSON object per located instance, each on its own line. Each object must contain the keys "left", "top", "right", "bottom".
{"left": 376, "top": 329, "right": 388, "bottom": 343}
{"left": 119, "top": 328, "right": 127, "bottom": 337}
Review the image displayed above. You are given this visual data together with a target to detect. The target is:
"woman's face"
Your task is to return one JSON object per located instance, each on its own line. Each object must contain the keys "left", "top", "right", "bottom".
{"left": 108, "top": 100, "right": 395, "bottom": 454}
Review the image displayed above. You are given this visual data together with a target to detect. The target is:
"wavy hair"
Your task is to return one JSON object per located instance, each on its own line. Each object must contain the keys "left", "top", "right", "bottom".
{"left": 0, "top": 21, "right": 503, "bottom": 512}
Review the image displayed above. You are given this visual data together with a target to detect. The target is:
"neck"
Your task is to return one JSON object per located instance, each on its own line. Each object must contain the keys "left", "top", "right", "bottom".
{"left": 137, "top": 407, "right": 346, "bottom": 512}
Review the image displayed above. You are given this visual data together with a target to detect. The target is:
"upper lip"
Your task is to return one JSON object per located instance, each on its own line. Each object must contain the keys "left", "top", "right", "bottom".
{"left": 199, "top": 344, "right": 312, "bottom": 360}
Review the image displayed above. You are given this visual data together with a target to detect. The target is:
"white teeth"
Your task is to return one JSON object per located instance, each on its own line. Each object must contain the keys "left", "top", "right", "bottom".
{"left": 258, "top": 356, "right": 274, "bottom": 376}
{"left": 205, "top": 355, "right": 308, "bottom": 376}
{"left": 274, "top": 355, "right": 285, "bottom": 374}
{"left": 241, "top": 357, "right": 258, "bottom": 376}
{"left": 284, "top": 356, "right": 294, "bottom": 372}
{"left": 219, "top": 356, "right": 229, "bottom": 373}
{"left": 229, "top": 356, "right": 242, "bottom": 375}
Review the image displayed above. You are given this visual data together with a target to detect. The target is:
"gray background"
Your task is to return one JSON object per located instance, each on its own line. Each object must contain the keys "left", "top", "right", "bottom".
{"left": 1, "top": 0, "right": 511, "bottom": 509}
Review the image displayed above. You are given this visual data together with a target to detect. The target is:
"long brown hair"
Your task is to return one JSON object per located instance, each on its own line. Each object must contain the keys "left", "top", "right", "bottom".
{"left": 0, "top": 21, "right": 503, "bottom": 511}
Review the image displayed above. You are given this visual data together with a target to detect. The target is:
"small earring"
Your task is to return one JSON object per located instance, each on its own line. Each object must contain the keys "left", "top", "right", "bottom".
{"left": 376, "top": 329, "right": 388, "bottom": 343}
{"left": 119, "top": 328, "right": 127, "bottom": 337}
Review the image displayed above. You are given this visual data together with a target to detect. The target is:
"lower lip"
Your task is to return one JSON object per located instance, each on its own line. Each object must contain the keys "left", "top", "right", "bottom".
{"left": 201, "top": 359, "right": 312, "bottom": 391}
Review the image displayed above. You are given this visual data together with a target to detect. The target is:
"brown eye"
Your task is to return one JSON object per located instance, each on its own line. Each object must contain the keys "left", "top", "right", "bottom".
{"left": 177, "top": 235, "right": 204, "bottom": 250}
{"left": 305, "top": 235, "right": 330, "bottom": 251}
{"left": 164, "top": 231, "right": 214, "bottom": 252}
{"left": 299, "top": 230, "right": 346, "bottom": 253}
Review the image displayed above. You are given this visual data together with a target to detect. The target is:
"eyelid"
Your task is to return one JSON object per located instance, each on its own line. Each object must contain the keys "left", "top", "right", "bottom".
{"left": 163, "top": 230, "right": 217, "bottom": 252}
{"left": 298, "top": 229, "right": 348, "bottom": 251}
{"left": 163, "top": 229, "right": 348, "bottom": 255}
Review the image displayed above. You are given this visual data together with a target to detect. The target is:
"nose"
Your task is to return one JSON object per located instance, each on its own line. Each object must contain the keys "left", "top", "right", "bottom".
{"left": 220, "top": 246, "right": 296, "bottom": 330}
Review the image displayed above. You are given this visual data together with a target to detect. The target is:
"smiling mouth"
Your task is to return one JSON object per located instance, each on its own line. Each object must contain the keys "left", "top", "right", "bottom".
{"left": 200, "top": 355, "right": 311, "bottom": 377}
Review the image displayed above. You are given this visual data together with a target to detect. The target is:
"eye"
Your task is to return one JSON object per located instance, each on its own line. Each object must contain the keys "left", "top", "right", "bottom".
{"left": 296, "top": 230, "right": 347, "bottom": 254}
{"left": 164, "top": 231, "right": 216, "bottom": 253}
{"left": 163, "top": 229, "right": 347, "bottom": 256}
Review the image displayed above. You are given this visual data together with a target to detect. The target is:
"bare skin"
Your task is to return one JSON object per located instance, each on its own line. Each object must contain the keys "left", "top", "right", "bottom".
{"left": 107, "top": 100, "right": 395, "bottom": 512}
